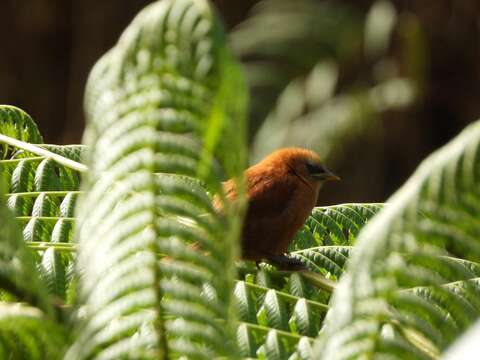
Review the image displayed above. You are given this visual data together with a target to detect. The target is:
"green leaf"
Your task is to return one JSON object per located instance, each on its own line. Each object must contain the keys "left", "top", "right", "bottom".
{"left": 292, "top": 337, "right": 314, "bottom": 360}
{"left": 34, "top": 159, "right": 61, "bottom": 191}
{"left": 39, "top": 247, "right": 67, "bottom": 300}
{"left": 235, "top": 281, "right": 257, "bottom": 324}
{"left": 264, "top": 330, "right": 288, "bottom": 360}
{"left": 292, "top": 298, "right": 318, "bottom": 337}
{"left": 0, "top": 106, "right": 43, "bottom": 159}
{"left": 263, "top": 290, "right": 289, "bottom": 331}
{"left": 11, "top": 159, "right": 35, "bottom": 193}
{"left": 237, "top": 323, "right": 258, "bottom": 358}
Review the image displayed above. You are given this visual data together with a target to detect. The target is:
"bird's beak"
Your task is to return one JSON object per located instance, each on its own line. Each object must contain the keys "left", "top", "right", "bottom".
{"left": 312, "top": 169, "right": 340, "bottom": 181}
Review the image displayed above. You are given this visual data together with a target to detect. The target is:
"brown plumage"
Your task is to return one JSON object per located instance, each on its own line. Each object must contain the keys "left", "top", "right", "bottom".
{"left": 215, "top": 147, "right": 339, "bottom": 269}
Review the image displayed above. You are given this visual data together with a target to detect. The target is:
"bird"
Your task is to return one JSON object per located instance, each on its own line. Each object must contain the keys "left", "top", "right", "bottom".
{"left": 215, "top": 147, "right": 339, "bottom": 270}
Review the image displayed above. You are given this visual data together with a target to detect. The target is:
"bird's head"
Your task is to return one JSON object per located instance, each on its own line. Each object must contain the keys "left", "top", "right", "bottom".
{"left": 266, "top": 147, "right": 340, "bottom": 188}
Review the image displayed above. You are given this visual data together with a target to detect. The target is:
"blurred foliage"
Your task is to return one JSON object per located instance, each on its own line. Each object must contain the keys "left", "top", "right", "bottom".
{"left": 231, "top": 0, "right": 416, "bottom": 164}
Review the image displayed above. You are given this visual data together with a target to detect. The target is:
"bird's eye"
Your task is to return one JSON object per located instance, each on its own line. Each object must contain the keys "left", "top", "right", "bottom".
{"left": 306, "top": 161, "right": 325, "bottom": 175}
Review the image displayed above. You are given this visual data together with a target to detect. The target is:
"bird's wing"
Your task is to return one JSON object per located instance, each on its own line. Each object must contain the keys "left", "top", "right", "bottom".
{"left": 245, "top": 168, "right": 297, "bottom": 217}
{"left": 214, "top": 166, "right": 297, "bottom": 215}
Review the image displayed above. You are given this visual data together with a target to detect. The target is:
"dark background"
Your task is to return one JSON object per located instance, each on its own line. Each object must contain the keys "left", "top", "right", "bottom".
{"left": 1, "top": 0, "right": 480, "bottom": 203}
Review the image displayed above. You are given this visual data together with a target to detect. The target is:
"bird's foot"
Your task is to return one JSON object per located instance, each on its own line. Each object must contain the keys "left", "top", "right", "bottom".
{"left": 266, "top": 254, "right": 306, "bottom": 271}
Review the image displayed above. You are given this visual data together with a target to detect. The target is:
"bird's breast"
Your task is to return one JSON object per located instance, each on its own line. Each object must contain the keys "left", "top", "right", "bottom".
{"left": 241, "top": 184, "right": 318, "bottom": 260}
{"left": 275, "top": 187, "right": 318, "bottom": 252}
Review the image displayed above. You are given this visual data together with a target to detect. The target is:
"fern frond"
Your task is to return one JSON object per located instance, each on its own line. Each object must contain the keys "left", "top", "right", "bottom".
{"left": 293, "top": 246, "right": 352, "bottom": 279}
{"left": 0, "top": 302, "right": 66, "bottom": 359}
{"left": 315, "top": 120, "right": 480, "bottom": 359}
{"left": 233, "top": 268, "right": 329, "bottom": 358}
{"left": 0, "top": 170, "right": 67, "bottom": 358}
{"left": 232, "top": 203, "right": 383, "bottom": 358}
{"left": 0, "top": 181, "right": 55, "bottom": 315}
{"left": 0, "top": 105, "right": 43, "bottom": 159}
{"left": 291, "top": 203, "right": 383, "bottom": 250}
{"left": 69, "top": 0, "right": 247, "bottom": 358}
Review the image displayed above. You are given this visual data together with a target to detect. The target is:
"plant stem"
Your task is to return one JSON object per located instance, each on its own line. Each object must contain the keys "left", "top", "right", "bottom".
{"left": 26, "top": 242, "right": 76, "bottom": 252}
{"left": 0, "top": 134, "right": 88, "bottom": 173}
{"left": 299, "top": 270, "right": 337, "bottom": 292}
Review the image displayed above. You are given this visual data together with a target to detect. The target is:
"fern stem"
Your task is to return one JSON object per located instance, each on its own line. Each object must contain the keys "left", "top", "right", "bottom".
{"left": 16, "top": 216, "right": 75, "bottom": 222}
{"left": 0, "top": 134, "right": 88, "bottom": 173}
{"left": 150, "top": 171, "right": 168, "bottom": 359}
{"left": 391, "top": 320, "right": 440, "bottom": 359}
{"left": 299, "top": 270, "right": 337, "bottom": 293}
{"left": 5, "top": 191, "right": 83, "bottom": 198}
{"left": 26, "top": 242, "right": 76, "bottom": 252}
{"left": 240, "top": 322, "right": 315, "bottom": 342}
{"left": 241, "top": 265, "right": 336, "bottom": 294}
{"left": 292, "top": 245, "right": 354, "bottom": 253}
{"left": 244, "top": 282, "right": 329, "bottom": 311}
{"left": 0, "top": 156, "right": 44, "bottom": 164}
